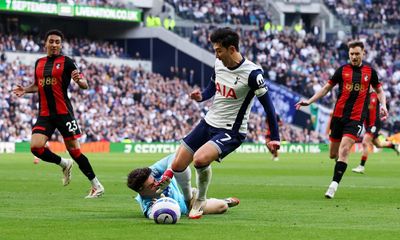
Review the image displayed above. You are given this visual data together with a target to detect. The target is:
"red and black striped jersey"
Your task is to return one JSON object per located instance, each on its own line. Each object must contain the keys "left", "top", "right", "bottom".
{"left": 34, "top": 55, "right": 77, "bottom": 116}
{"left": 328, "top": 63, "right": 381, "bottom": 121}
{"left": 366, "top": 92, "right": 380, "bottom": 127}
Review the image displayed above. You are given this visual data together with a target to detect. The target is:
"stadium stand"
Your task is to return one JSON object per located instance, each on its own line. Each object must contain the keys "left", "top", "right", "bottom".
{"left": 0, "top": 33, "right": 131, "bottom": 59}
{"left": 0, "top": 56, "right": 325, "bottom": 143}
{"left": 324, "top": 0, "right": 400, "bottom": 29}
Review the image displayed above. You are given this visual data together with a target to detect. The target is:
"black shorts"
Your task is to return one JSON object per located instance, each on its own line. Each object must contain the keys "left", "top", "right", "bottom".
{"left": 182, "top": 119, "right": 246, "bottom": 160}
{"left": 365, "top": 120, "right": 381, "bottom": 139}
{"left": 32, "top": 114, "right": 82, "bottom": 140}
{"left": 329, "top": 117, "right": 363, "bottom": 142}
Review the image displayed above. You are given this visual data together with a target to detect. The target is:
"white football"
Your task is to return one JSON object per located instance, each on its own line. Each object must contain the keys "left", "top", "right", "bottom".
{"left": 151, "top": 197, "right": 181, "bottom": 224}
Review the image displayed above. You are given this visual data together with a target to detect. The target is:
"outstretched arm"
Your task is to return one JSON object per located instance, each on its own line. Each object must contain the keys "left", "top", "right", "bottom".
{"left": 258, "top": 92, "right": 280, "bottom": 142}
{"left": 72, "top": 70, "right": 88, "bottom": 89}
{"left": 295, "top": 83, "right": 333, "bottom": 109}
{"left": 373, "top": 85, "right": 388, "bottom": 120}
{"left": 12, "top": 83, "right": 38, "bottom": 97}
{"left": 190, "top": 80, "right": 216, "bottom": 102}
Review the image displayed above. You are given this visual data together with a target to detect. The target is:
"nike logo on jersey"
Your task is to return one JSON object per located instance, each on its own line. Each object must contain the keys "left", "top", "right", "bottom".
{"left": 215, "top": 82, "right": 237, "bottom": 99}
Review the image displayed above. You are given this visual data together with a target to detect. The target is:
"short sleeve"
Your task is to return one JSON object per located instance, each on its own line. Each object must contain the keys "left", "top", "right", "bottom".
{"left": 328, "top": 66, "right": 343, "bottom": 86}
{"left": 64, "top": 56, "right": 78, "bottom": 78}
{"left": 370, "top": 68, "right": 381, "bottom": 88}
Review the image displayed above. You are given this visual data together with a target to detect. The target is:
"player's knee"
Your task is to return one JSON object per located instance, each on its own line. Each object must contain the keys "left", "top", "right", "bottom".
{"left": 219, "top": 203, "right": 228, "bottom": 214}
{"left": 68, "top": 148, "right": 82, "bottom": 159}
{"left": 193, "top": 153, "right": 210, "bottom": 168}
{"left": 171, "top": 161, "right": 187, "bottom": 172}
{"left": 31, "top": 147, "right": 45, "bottom": 156}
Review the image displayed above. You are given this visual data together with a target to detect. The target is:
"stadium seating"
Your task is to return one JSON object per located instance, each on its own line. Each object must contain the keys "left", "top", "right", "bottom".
{"left": 0, "top": 58, "right": 327, "bottom": 143}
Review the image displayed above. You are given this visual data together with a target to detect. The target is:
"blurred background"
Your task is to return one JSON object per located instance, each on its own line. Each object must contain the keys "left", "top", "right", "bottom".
{"left": 0, "top": 0, "right": 399, "bottom": 153}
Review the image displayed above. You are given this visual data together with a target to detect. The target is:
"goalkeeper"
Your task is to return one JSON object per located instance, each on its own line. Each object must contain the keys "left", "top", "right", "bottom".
{"left": 127, "top": 153, "right": 239, "bottom": 218}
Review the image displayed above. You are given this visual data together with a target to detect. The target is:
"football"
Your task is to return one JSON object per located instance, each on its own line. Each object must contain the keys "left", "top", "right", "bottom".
{"left": 151, "top": 197, "right": 181, "bottom": 224}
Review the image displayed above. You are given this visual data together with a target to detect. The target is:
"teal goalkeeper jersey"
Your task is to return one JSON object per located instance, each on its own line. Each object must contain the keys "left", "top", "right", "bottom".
{"left": 135, "top": 153, "right": 188, "bottom": 218}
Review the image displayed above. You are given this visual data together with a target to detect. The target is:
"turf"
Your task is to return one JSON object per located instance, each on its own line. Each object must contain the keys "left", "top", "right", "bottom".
{"left": 1, "top": 152, "right": 400, "bottom": 240}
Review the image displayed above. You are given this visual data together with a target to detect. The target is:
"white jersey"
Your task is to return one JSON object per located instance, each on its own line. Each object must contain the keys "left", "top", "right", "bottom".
{"left": 204, "top": 58, "right": 267, "bottom": 134}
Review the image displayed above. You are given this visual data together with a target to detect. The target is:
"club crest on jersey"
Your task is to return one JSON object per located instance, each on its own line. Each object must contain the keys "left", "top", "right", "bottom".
{"left": 234, "top": 76, "right": 240, "bottom": 85}
{"left": 364, "top": 75, "right": 369, "bottom": 82}
{"left": 215, "top": 82, "right": 237, "bottom": 99}
{"left": 56, "top": 63, "right": 61, "bottom": 69}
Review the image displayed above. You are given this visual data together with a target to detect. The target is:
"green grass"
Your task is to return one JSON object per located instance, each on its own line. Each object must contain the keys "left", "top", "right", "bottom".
{"left": 1, "top": 152, "right": 400, "bottom": 240}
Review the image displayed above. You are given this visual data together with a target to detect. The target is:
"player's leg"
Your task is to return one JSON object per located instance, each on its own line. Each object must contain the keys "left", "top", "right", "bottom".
{"left": 190, "top": 130, "right": 245, "bottom": 218}
{"left": 171, "top": 120, "right": 212, "bottom": 204}
{"left": 353, "top": 134, "right": 372, "bottom": 173}
{"left": 171, "top": 145, "right": 194, "bottom": 205}
{"left": 326, "top": 135, "right": 356, "bottom": 199}
{"left": 373, "top": 136, "right": 399, "bottom": 155}
{"left": 30, "top": 117, "right": 70, "bottom": 169}
{"left": 64, "top": 139, "right": 104, "bottom": 198}
{"left": 329, "top": 140, "right": 340, "bottom": 161}
{"left": 189, "top": 142, "right": 217, "bottom": 219}
{"left": 203, "top": 197, "right": 240, "bottom": 215}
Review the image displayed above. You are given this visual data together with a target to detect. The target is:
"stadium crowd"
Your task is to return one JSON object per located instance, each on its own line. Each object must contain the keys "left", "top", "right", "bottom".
{"left": 45, "top": 0, "right": 129, "bottom": 9}
{"left": 324, "top": 0, "right": 400, "bottom": 29}
{"left": 0, "top": 57, "right": 326, "bottom": 143}
{"left": 0, "top": 33, "right": 130, "bottom": 59}
{"left": 165, "top": 0, "right": 271, "bottom": 26}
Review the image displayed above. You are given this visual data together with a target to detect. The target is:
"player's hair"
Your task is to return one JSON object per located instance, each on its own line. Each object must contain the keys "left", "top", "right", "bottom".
{"left": 127, "top": 167, "right": 152, "bottom": 192}
{"left": 210, "top": 27, "right": 239, "bottom": 51}
{"left": 45, "top": 29, "right": 64, "bottom": 42}
{"left": 348, "top": 40, "right": 364, "bottom": 50}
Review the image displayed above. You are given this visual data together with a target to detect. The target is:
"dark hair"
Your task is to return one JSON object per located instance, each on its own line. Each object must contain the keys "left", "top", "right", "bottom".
{"left": 348, "top": 40, "right": 364, "bottom": 50}
{"left": 127, "top": 167, "right": 152, "bottom": 192}
{"left": 210, "top": 27, "right": 239, "bottom": 51}
{"left": 45, "top": 29, "right": 64, "bottom": 41}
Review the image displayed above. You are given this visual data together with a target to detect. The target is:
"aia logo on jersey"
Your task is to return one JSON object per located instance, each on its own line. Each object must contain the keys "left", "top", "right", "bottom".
{"left": 216, "top": 82, "right": 237, "bottom": 99}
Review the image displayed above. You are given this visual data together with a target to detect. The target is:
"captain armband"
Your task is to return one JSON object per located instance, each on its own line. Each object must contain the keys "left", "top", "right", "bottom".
{"left": 254, "top": 86, "right": 268, "bottom": 97}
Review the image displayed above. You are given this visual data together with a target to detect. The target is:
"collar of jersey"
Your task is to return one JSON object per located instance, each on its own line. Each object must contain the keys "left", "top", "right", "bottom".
{"left": 227, "top": 55, "right": 245, "bottom": 71}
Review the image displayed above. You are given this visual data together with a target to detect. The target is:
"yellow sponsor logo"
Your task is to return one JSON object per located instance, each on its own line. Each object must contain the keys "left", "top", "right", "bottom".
{"left": 38, "top": 77, "right": 58, "bottom": 86}
{"left": 345, "top": 83, "right": 366, "bottom": 92}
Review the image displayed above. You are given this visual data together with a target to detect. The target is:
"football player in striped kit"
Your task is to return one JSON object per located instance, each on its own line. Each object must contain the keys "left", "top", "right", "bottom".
{"left": 13, "top": 29, "right": 104, "bottom": 198}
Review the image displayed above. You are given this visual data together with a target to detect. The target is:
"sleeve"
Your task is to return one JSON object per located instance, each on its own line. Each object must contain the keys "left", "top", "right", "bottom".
{"left": 200, "top": 71, "right": 216, "bottom": 102}
{"left": 34, "top": 59, "right": 39, "bottom": 85}
{"left": 328, "top": 67, "right": 343, "bottom": 86}
{"left": 248, "top": 69, "right": 280, "bottom": 141}
{"left": 135, "top": 195, "right": 154, "bottom": 218}
{"left": 370, "top": 68, "right": 381, "bottom": 88}
{"left": 258, "top": 92, "right": 280, "bottom": 141}
{"left": 149, "top": 154, "right": 174, "bottom": 178}
{"left": 64, "top": 56, "right": 78, "bottom": 78}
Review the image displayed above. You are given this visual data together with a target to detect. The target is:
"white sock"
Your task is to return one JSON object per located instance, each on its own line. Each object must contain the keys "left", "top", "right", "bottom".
{"left": 173, "top": 167, "right": 192, "bottom": 201}
{"left": 59, "top": 158, "right": 68, "bottom": 168}
{"left": 329, "top": 181, "right": 339, "bottom": 190}
{"left": 196, "top": 165, "right": 212, "bottom": 201}
{"left": 90, "top": 177, "right": 102, "bottom": 188}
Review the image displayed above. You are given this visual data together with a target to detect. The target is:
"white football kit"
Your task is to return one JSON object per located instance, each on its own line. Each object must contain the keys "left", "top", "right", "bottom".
{"left": 204, "top": 58, "right": 267, "bottom": 134}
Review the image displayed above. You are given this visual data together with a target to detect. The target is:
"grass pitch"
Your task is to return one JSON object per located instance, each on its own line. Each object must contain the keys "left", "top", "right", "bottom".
{"left": 1, "top": 152, "right": 400, "bottom": 240}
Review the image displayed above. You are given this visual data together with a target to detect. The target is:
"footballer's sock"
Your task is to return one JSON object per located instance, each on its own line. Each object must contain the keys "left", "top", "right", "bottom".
{"left": 195, "top": 165, "right": 212, "bottom": 201}
{"left": 360, "top": 155, "right": 367, "bottom": 166}
{"left": 332, "top": 161, "right": 347, "bottom": 183}
{"left": 173, "top": 168, "right": 192, "bottom": 201}
{"left": 90, "top": 177, "right": 102, "bottom": 188}
{"left": 31, "top": 147, "right": 61, "bottom": 164}
{"left": 68, "top": 148, "right": 95, "bottom": 180}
